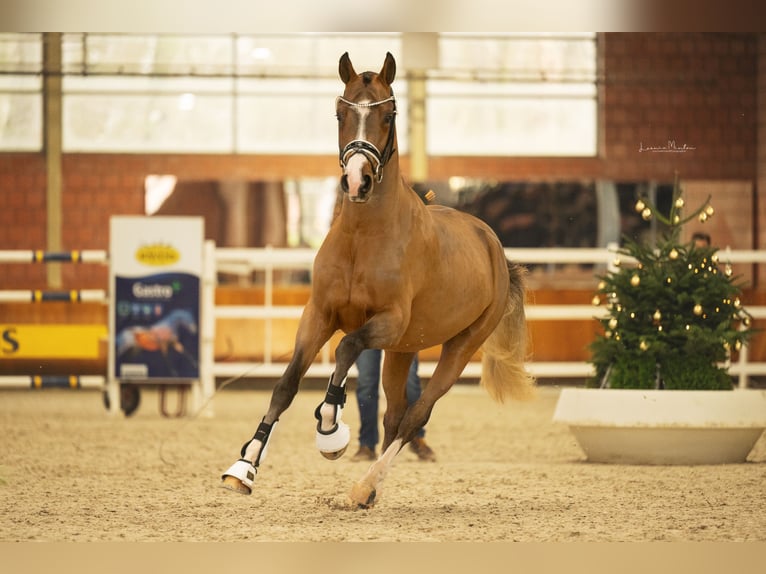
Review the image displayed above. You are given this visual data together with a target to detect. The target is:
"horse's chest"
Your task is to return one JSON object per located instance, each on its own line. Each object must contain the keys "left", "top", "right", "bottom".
{"left": 319, "top": 268, "right": 399, "bottom": 332}
{"left": 324, "top": 288, "right": 370, "bottom": 333}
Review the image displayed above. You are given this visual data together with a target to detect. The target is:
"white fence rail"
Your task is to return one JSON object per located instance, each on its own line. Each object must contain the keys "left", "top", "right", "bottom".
{"left": 3, "top": 246, "right": 766, "bottom": 389}
{"left": 211, "top": 246, "right": 766, "bottom": 388}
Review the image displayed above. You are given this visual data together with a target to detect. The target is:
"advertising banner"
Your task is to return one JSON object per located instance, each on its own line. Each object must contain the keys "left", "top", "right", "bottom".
{"left": 109, "top": 216, "right": 203, "bottom": 381}
{"left": 1, "top": 325, "right": 106, "bottom": 359}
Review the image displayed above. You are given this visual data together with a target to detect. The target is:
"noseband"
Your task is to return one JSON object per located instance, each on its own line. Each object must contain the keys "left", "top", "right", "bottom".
{"left": 337, "top": 94, "right": 397, "bottom": 184}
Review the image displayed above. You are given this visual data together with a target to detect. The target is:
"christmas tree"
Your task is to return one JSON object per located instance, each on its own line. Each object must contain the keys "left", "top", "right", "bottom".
{"left": 589, "top": 177, "right": 753, "bottom": 390}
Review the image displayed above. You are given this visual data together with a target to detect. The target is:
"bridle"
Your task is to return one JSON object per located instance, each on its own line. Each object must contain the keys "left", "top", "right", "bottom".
{"left": 336, "top": 93, "right": 397, "bottom": 184}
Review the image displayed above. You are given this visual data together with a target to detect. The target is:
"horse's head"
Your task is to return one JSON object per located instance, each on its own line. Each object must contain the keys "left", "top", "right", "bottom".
{"left": 162, "top": 309, "right": 198, "bottom": 334}
{"left": 336, "top": 52, "right": 398, "bottom": 203}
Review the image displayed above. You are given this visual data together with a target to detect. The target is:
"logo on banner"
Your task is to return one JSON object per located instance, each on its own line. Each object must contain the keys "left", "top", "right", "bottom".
{"left": 135, "top": 243, "right": 180, "bottom": 266}
{"left": 132, "top": 282, "right": 175, "bottom": 299}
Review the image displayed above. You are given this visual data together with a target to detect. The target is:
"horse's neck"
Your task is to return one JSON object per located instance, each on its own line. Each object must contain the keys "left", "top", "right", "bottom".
{"left": 337, "top": 169, "right": 414, "bottom": 236}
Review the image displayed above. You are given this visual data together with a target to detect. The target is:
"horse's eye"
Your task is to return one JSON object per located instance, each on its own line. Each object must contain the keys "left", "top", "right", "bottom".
{"left": 384, "top": 113, "right": 394, "bottom": 124}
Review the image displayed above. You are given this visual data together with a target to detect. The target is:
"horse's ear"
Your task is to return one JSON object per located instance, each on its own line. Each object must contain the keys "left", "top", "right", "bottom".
{"left": 379, "top": 52, "right": 396, "bottom": 85}
{"left": 339, "top": 52, "right": 356, "bottom": 84}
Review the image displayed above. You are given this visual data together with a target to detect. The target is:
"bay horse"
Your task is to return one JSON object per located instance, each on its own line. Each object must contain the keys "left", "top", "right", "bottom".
{"left": 222, "top": 52, "right": 534, "bottom": 508}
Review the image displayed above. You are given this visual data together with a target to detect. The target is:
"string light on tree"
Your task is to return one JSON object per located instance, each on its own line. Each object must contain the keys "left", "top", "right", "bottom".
{"left": 641, "top": 208, "right": 652, "bottom": 221}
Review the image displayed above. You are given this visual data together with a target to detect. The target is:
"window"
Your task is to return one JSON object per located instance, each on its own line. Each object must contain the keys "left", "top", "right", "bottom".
{"left": 60, "top": 33, "right": 404, "bottom": 154}
{"left": 0, "top": 33, "right": 597, "bottom": 156}
{"left": 428, "top": 33, "right": 597, "bottom": 156}
{"left": 62, "top": 34, "right": 235, "bottom": 152}
{"left": 0, "top": 33, "right": 43, "bottom": 151}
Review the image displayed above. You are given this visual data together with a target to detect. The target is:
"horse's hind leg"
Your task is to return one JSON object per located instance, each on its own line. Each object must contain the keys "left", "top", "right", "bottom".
{"left": 349, "top": 312, "right": 502, "bottom": 508}
{"left": 347, "top": 351, "right": 413, "bottom": 508}
{"left": 221, "top": 305, "right": 333, "bottom": 495}
{"left": 348, "top": 350, "right": 473, "bottom": 508}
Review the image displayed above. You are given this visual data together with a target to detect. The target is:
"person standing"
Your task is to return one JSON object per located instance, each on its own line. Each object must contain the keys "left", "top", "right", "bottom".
{"left": 351, "top": 349, "right": 436, "bottom": 462}
{"left": 691, "top": 232, "right": 711, "bottom": 248}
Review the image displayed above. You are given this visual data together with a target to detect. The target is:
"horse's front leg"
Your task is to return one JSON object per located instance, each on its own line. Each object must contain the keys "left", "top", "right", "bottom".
{"left": 313, "top": 324, "right": 371, "bottom": 460}
{"left": 221, "top": 304, "right": 333, "bottom": 495}
{"left": 315, "top": 313, "right": 409, "bottom": 463}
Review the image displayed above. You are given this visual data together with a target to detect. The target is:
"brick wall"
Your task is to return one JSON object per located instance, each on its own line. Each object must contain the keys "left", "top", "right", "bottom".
{"left": 600, "top": 33, "right": 756, "bottom": 182}
{"left": 0, "top": 154, "right": 49, "bottom": 288}
{"left": 0, "top": 33, "right": 761, "bottom": 290}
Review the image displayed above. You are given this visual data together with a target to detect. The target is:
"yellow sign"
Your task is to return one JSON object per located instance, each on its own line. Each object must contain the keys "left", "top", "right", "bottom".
{"left": 135, "top": 244, "right": 180, "bottom": 266}
{"left": 1, "top": 325, "right": 107, "bottom": 359}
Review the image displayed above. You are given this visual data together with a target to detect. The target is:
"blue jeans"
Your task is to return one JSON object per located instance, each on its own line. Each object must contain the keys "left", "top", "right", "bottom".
{"left": 354, "top": 349, "right": 425, "bottom": 450}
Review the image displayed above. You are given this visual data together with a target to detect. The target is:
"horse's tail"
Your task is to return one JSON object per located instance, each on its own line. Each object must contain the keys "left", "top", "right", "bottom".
{"left": 480, "top": 260, "right": 536, "bottom": 403}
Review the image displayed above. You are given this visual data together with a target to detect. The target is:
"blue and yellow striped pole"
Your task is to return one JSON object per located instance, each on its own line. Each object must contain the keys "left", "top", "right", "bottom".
{"left": 0, "top": 289, "right": 107, "bottom": 303}
{"left": 31, "top": 290, "right": 82, "bottom": 302}
{"left": 32, "top": 250, "right": 82, "bottom": 263}
{"left": 0, "top": 375, "right": 105, "bottom": 390}
{"left": 0, "top": 250, "right": 107, "bottom": 264}
{"left": 31, "top": 375, "right": 81, "bottom": 389}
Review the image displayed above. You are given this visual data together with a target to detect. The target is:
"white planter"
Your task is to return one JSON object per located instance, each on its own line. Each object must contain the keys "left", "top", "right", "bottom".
{"left": 553, "top": 388, "right": 766, "bottom": 465}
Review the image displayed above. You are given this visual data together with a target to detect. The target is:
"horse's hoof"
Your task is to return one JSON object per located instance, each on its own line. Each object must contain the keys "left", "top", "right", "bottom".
{"left": 349, "top": 482, "right": 376, "bottom": 509}
{"left": 320, "top": 445, "right": 348, "bottom": 460}
{"left": 220, "top": 459, "right": 255, "bottom": 495}
{"left": 316, "top": 420, "right": 350, "bottom": 460}
{"left": 221, "top": 475, "right": 252, "bottom": 495}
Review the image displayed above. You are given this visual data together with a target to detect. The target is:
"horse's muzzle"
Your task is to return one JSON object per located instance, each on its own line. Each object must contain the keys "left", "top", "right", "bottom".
{"left": 340, "top": 150, "right": 375, "bottom": 203}
{"left": 341, "top": 173, "right": 373, "bottom": 203}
